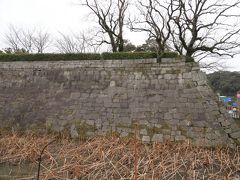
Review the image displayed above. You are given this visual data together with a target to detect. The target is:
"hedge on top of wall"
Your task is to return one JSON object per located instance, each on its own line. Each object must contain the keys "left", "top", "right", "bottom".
{"left": 101, "top": 52, "right": 157, "bottom": 60}
{"left": 0, "top": 51, "right": 184, "bottom": 62}
{"left": 160, "top": 51, "right": 180, "bottom": 58}
{"left": 0, "top": 53, "right": 102, "bottom": 62}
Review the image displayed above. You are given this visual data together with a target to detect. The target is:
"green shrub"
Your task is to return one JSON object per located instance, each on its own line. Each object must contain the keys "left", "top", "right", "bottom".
{"left": 184, "top": 56, "right": 194, "bottom": 62}
{"left": 0, "top": 53, "right": 101, "bottom": 62}
{"left": 101, "top": 52, "right": 157, "bottom": 60}
{"left": 159, "top": 51, "right": 180, "bottom": 58}
{"left": 0, "top": 51, "right": 188, "bottom": 62}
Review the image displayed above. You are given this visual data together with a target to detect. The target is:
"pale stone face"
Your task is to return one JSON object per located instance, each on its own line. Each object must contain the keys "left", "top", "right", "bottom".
{"left": 0, "top": 58, "right": 239, "bottom": 146}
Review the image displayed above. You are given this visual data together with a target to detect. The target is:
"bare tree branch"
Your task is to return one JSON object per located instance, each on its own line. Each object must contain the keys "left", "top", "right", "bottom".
{"left": 4, "top": 25, "right": 22, "bottom": 52}
{"left": 170, "top": 0, "right": 240, "bottom": 58}
{"left": 81, "top": 0, "right": 128, "bottom": 52}
{"left": 4, "top": 25, "right": 51, "bottom": 53}
{"left": 55, "top": 31, "right": 100, "bottom": 53}
{"left": 33, "top": 30, "right": 51, "bottom": 53}
{"left": 130, "top": 0, "right": 178, "bottom": 54}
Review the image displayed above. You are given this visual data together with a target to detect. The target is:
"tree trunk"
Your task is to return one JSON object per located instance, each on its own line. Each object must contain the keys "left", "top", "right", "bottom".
{"left": 118, "top": 38, "right": 124, "bottom": 52}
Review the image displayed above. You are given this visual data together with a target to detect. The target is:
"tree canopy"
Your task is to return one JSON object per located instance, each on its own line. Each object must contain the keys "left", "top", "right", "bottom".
{"left": 207, "top": 71, "right": 240, "bottom": 96}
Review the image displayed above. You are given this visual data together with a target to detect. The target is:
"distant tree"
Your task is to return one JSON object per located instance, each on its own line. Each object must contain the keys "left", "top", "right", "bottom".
{"left": 5, "top": 25, "right": 34, "bottom": 53}
{"left": 4, "top": 25, "right": 51, "bottom": 53}
{"left": 3, "top": 48, "right": 12, "bottom": 54}
{"left": 4, "top": 25, "right": 22, "bottom": 53}
{"left": 123, "top": 40, "right": 136, "bottom": 52}
{"left": 55, "top": 31, "right": 99, "bottom": 53}
{"left": 135, "top": 39, "right": 159, "bottom": 52}
{"left": 207, "top": 71, "right": 240, "bottom": 96}
{"left": 18, "top": 29, "right": 34, "bottom": 53}
{"left": 15, "top": 48, "right": 28, "bottom": 54}
{"left": 81, "top": 0, "right": 129, "bottom": 52}
{"left": 3, "top": 47, "right": 28, "bottom": 54}
{"left": 55, "top": 33, "right": 79, "bottom": 53}
{"left": 32, "top": 30, "right": 51, "bottom": 53}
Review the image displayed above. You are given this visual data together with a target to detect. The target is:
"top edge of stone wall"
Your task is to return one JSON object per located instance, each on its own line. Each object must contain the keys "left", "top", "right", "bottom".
{"left": 0, "top": 58, "right": 199, "bottom": 70}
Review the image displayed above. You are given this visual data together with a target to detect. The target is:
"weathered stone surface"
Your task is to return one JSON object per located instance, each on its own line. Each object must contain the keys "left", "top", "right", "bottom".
{"left": 142, "top": 136, "right": 151, "bottom": 143}
{"left": 70, "top": 125, "right": 79, "bottom": 139}
{"left": 0, "top": 58, "right": 239, "bottom": 146}
{"left": 230, "top": 131, "right": 240, "bottom": 139}
{"left": 175, "top": 135, "right": 186, "bottom": 141}
{"left": 140, "top": 129, "right": 148, "bottom": 135}
{"left": 152, "top": 134, "right": 163, "bottom": 142}
{"left": 120, "top": 132, "right": 129, "bottom": 137}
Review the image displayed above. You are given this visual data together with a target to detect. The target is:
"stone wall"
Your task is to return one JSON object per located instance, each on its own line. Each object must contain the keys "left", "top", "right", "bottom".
{"left": 0, "top": 58, "right": 240, "bottom": 146}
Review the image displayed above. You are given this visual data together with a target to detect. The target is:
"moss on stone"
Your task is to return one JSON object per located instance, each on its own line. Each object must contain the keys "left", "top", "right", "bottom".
{"left": 147, "top": 127, "right": 162, "bottom": 137}
{"left": 166, "top": 69, "right": 181, "bottom": 74}
{"left": 74, "top": 120, "right": 97, "bottom": 139}
{"left": 105, "top": 131, "right": 120, "bottom": 137}
{"left": 64, "top": 109, "right": 74, "bottom": 115}
{"left": 161, "top": 123, "right": 170, "bottom": 129}
{"left": 178, "top": 126, "right": 188, "bottom": 136}
{"left": 185, "top": 83, "right": 192, "bottom": 89}
{"left": 45, "top": 119, "right": 53, "bottom": 133}
{"left": 29, "top": 122, "right": 45, "bottom": 133}
{"left": 116, "top": 123, "right": 134, "bottom": 129}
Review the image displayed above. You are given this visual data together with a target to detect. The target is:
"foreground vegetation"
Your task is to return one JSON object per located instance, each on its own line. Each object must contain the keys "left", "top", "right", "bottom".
{"left": 0, "top": 133, "right": 240, "bottom": 179}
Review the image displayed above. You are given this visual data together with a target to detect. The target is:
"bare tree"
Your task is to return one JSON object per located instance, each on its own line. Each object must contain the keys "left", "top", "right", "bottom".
{"left": 55, "top": 31, "right": 99, "bottom": 53}
{"left": 199, "top": 59, "right": 228, "bottom": 72}
{"left": 19, "top": 29, "right": 35, "bottom": 53}
{"left": 130, "top": 0, "right": 176, "bottom": 54}
{"left": 55, "top": 32, "right": 80, "bottom": 53}
{"left": 33, "top": 30, "right": 51, "bottom": 53}
{"left": 170, "top": 0, "right": 240, "bottom": 59}
{"left": 4, "top": 25, "right": 51, "bottom": 53}
{"left": 5, "top": 25, "right": 35, "bottom": 53}
{"left": 4, "top": 25, "right": 22, "bottom": 52}
{"left": 130, "top": 0, "right": 240, "bottom": 63}
{"left": 80, "top": 30, "right": 101, "bottom": 53}
{"left": 81, "top": 0, "right": 128, "bottom": 52}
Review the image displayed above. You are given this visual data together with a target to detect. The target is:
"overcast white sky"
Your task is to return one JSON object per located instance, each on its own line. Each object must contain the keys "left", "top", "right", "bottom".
{"left": 0, "top": 0, "right": 239, "bottom": 72}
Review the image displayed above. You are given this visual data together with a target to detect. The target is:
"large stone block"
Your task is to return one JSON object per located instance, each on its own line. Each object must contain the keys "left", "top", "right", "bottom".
{"left": 152, "top": 134, "right": 163, "bottom": 142}
{"left": 142, "top": 136, "right": 151, "bottom": 143}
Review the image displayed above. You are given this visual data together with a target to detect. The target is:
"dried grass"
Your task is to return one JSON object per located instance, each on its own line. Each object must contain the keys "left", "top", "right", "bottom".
{"left": 0, "top": 132, "right": 240, "bottom": 179}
